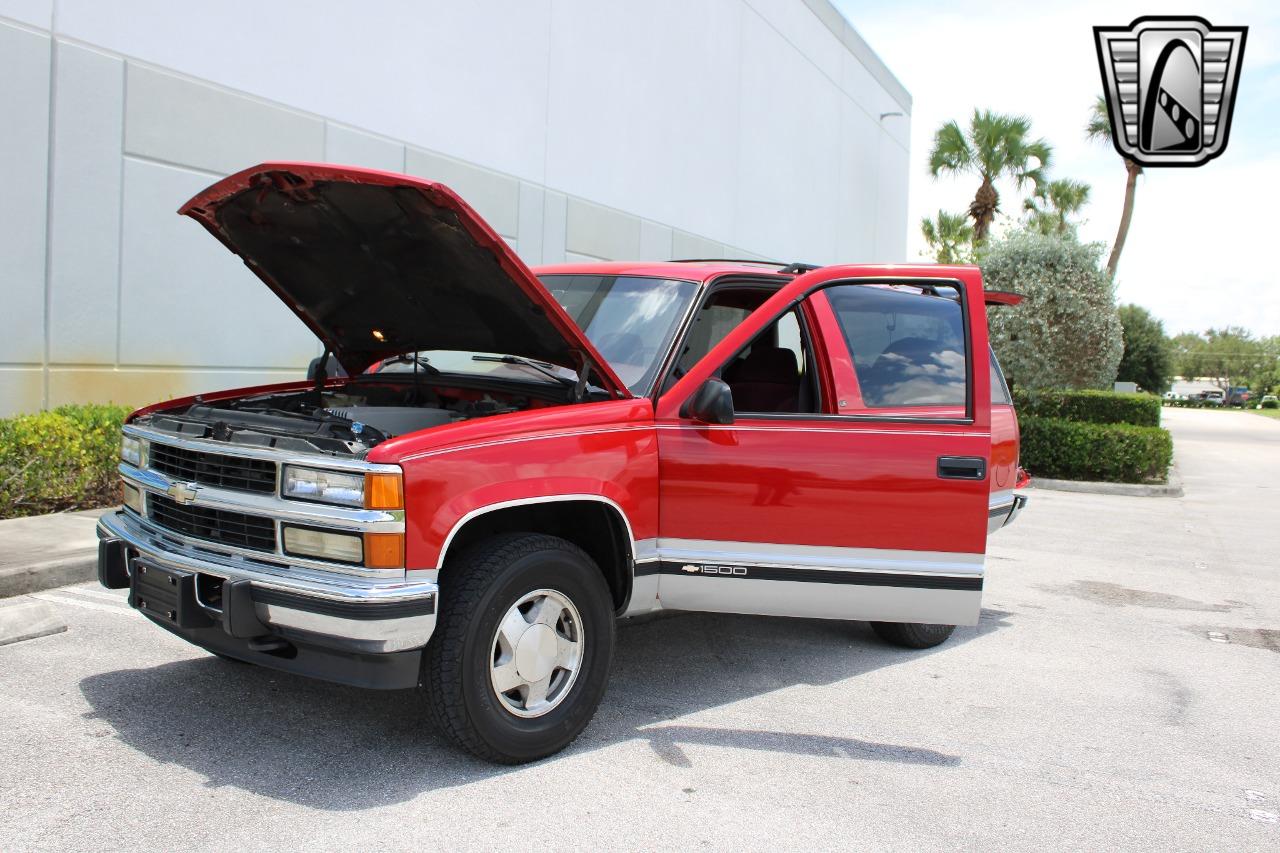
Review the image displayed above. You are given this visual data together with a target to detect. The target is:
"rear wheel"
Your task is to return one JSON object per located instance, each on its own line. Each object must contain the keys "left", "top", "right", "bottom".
{"left": 423, "top": 533, "right": 615, "bottom": 764}
{"left": 870, "top": 622, "right": 956, "bottom": 649}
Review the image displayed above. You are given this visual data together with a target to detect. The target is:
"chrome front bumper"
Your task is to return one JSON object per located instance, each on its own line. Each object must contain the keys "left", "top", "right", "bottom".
{"left": 98, "top": 509, "right": 438, "bottom": 656}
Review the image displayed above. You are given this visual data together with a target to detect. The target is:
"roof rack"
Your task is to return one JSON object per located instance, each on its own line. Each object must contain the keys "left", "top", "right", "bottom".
{"left": 670, "top": 259, "right": 824, "bottom": 274}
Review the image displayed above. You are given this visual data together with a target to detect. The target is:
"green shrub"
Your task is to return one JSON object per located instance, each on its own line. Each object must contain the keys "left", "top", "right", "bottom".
{"left": 982, "top": 231, "right": 1123, "bottom": 390}
{"left": 1019, "top": 415, "right": 1172, "bottom": 483}
{"left": 0, "top": 404, "right": 131, "bottom": 519}
{"left": 1012, "top": 389, "right": 1161, "bottom": 426}
{"left": 1261, "top": 399, "right": 1279, "bottom": 410}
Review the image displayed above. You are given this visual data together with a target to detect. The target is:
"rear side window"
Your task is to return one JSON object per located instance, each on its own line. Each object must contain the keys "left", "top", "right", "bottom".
{"left": 990, "top": 348, "right": 1011, "bottom": 405}
{"left": 826, "top": 284, "right": 968, "bottom": 411}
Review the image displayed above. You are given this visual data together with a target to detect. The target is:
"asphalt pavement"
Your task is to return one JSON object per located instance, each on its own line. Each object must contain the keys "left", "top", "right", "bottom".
{"left": 0, "top": 407, "right": 1277, "bottom": 850}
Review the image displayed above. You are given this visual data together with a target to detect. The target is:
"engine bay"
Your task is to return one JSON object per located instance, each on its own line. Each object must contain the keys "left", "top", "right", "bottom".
{"left": 136, "top": 379, "right": 545, "bottom": 457}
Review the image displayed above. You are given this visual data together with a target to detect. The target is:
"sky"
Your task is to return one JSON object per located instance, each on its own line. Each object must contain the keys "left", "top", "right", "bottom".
{"left": 834, "top": 0, "right": 1280, "bottom": 337}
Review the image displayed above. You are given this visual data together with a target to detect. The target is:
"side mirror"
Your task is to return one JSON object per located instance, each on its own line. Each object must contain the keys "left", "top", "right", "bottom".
{"left": 683, "top": 378, "right": 735, "bottom": 425}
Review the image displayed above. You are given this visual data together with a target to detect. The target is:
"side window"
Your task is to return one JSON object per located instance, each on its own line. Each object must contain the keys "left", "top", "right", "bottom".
{"left": 990, "top": 347, "right": 1011, "bottom": 405}
{"left": 826, "top": 283, "right": 968, "bottom": 413}
{"left": 673, "top": 288, "right": 770, "bottom": 377}
{"left": 721, "top": 308, "right": 818, "bottom": 415}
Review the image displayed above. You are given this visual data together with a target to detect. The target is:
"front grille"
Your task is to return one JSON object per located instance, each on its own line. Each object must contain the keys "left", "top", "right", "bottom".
{"left": 149, "top": 442, "right": 277, "bottom": 494}
{"left": 148, "top": 494, "right": 277, "bottom": 552}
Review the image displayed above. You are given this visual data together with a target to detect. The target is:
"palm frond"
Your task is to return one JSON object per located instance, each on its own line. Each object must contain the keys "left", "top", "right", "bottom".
{"left": 928, "top": 120, "right": 973, "bottom": 176}
{"left": 1085, "top": 95, "right": 1111, "bottom": 141}
{"left": 1024, "top": 178, "right": 1092, "bottom": 235}
{"left": 920, "top": 209, "right": 974, "bottom": 264}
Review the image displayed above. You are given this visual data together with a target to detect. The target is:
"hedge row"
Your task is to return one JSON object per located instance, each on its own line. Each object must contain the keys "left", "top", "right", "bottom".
{"left": 1019, "top": 415, "right": 1173, "bottom": 484}
{"left": 1012, "top": 389, "right": 1161, "bottom": 427}
{"left": 0, "top": 404, "right": 131, "bottom": 520}
{"left": 1162, "top": 398, "right": 1223, "bottom": 408}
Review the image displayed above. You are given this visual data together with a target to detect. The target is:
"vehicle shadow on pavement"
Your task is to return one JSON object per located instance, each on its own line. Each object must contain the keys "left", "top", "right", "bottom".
{"left": 78, "top": 608, "right": 1009, "bottom": 809}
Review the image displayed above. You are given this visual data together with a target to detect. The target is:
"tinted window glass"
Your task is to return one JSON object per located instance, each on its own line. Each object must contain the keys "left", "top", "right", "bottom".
{"left": 990, "top": 347, "right": 1011, "bottom": 405}
{"left": 827, "top": 284, "right": 967, "bottom": 409}
{"left": 539, "top": 275, "right": 697, "bottom": 393}
{"left": 673, "top": 290, "right": 772, "bottom": 376}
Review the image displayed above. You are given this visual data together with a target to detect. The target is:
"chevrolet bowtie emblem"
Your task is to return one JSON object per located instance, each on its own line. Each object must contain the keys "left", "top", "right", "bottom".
{"left": 1094, "top": 16, "right": 1247, "bottom": 167}
{"left": 166, "top": 482, "right": 201, "bottom": 505}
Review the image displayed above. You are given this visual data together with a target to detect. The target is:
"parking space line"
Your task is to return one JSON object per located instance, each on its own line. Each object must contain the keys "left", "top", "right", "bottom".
{"left": 31, "top": 591, "right": 131, "bottom": 615}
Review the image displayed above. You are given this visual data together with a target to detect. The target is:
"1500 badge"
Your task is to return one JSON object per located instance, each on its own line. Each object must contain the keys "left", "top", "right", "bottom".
{"left": 682, "top": 564, "right": 749, "bottom": 576}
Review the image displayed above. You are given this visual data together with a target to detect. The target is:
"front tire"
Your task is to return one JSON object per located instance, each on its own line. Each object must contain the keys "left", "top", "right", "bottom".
{"left": 870, "top": 622, "right": 956, "bottom": 649}
{"left": 423, "top": 533, "right": 615, "bottom": 764}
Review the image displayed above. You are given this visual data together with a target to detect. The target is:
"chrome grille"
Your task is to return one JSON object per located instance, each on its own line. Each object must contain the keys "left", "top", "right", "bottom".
{"left": 148, "top": 494, "right": 277, "bottom": 552}
{"left": 149, "top": 442, "right": 277, "bottom": 494}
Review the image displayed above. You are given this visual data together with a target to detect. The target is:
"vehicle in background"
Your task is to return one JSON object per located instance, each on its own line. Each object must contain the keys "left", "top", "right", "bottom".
{"left": 1199, "top": 390, "right": 1226, "bottom": 405}
{"left": 1226, "top": 387, "right": 1251, "bottom": 407}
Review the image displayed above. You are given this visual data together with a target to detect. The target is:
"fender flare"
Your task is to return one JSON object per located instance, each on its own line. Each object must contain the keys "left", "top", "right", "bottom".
{"left": 435, "top": 493, "right": 637, "bottom": 571}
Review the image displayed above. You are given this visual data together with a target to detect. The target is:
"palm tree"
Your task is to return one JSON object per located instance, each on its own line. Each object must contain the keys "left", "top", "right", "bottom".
{"left": 1087, "top": 95, "right": 1142, "bottom": 279}
{"left": 920, "top": 210, "right": 974, "bottom": 264}
{"left": 928, "top": 109, "right": 1052, "bottom": 243}
{"left": 1023, "top": 178, "right": 1091, "bottom": 236}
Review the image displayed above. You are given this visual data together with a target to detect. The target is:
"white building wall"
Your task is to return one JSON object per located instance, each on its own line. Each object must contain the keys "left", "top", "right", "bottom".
{"left": 0, "top": 0, "right": 911, "bottom": 416}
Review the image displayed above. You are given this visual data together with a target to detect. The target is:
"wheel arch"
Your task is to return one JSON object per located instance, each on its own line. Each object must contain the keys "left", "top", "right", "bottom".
{"left": 437, "top": 495, "right": 636, "bottom": 613}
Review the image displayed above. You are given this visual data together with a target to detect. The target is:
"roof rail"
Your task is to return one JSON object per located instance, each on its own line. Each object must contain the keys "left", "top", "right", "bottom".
{"left": 669, "top": 258, "right": 786, "bottom": 266}
{"left": 670, "top": 259, "right": 824, "bottom": 274}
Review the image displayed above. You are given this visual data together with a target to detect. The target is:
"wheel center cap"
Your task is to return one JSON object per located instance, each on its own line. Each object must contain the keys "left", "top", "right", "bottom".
{"left": 514, "top": 623, "right": 558, "bottom": 683}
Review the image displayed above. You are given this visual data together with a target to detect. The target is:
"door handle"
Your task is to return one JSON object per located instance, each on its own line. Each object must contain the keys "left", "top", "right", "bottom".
{"left": 937, "top": 456, "right": 987, "bottom": 480}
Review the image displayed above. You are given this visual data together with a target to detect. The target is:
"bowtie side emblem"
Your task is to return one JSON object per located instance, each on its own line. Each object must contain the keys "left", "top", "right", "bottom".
{"left": 167, "top": 482, "right": 201, "bottom": 505}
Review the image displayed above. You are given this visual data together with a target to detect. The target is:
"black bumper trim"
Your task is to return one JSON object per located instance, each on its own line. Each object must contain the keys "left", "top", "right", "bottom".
{"left": 144, "top": 615, "right": 423, "bottom": 690}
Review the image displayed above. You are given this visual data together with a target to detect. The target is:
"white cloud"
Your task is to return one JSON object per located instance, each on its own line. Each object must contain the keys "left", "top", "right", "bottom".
{"left": 834, "top": 0, "right": 1280, "bottom": 335}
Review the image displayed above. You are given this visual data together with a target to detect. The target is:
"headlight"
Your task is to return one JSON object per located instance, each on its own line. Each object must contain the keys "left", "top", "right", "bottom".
{"left": 281, "top": 466, "right": 365, "bottom": 506}
{"left": 280, "top": 466, "right": 404, "bottom": 509}
{"left": 121, "top": 435, "right": 146, "bottom": 467}
{"left": 282, "top": 525, "right": 363, "bottom": 564}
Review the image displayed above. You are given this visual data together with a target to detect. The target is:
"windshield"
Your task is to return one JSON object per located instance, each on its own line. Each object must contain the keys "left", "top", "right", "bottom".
{"left": 539, "top": 275, "right": 697, "bottom": 393}
{"left": 370, "top": 275, "right": 698, "bottom": 395}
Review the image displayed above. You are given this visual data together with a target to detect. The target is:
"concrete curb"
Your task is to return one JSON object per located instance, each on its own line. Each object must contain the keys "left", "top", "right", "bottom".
{"left": 1031, "top": 465, "right": 1184, "bottom": 498}
{"left": 0, "top": 596, "right": 68, "bottom": 647}
{"left": 0, "top": 556, "right": 98, "bottom": 599}
{"left": 0, "top": 507, "right": 107, "bottom": 599}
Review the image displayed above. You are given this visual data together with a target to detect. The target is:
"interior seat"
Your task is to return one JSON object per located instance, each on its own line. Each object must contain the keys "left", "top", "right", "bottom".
{"left": 724, "top": 346, "right": 800, "bottom": 412}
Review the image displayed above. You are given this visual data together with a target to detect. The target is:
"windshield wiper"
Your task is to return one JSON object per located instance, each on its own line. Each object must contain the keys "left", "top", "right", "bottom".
{"left": 379, "top": 353, "right": 441, "bottom": 375}
{"left": 471, "top": 354, "right": 575, "bottom": 389}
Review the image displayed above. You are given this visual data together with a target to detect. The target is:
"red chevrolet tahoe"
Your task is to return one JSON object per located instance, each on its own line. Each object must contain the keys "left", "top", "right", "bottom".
{"left": 97, "top": 163, "right": 1027, "bottom": 763}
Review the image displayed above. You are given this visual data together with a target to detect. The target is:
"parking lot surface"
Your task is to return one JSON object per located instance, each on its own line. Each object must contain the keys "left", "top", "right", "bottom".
{"left": 1, "top": 407, "right": 1277, "bottom": 850}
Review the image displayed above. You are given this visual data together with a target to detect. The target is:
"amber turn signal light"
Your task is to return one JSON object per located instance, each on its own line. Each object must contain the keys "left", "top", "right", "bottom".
{"left": 363, "top": 532, "right": 404, "bottom": 569}
{"left": 364, "top": 472, "right": 404, "bottom": 510}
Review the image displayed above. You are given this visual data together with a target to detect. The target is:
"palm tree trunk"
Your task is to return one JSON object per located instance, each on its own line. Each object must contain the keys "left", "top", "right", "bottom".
{"left": 969, "top": 177, "right": 998, "bottom": 243}
{"left": 1106, "top": 159, "right": 1141, "bottom": 279}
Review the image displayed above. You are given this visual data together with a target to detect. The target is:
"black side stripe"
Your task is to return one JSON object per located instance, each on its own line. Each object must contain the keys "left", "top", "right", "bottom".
{"left": 634, "top": 561, "right": 661, "bottom": 578}
{"left": 654, "top": 562, "right": 982, "bottom": 591}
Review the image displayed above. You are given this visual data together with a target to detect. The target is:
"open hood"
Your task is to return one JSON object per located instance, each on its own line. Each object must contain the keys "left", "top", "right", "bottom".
{"left": 179, "top": 162, "right": 628, "bottom": 396}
